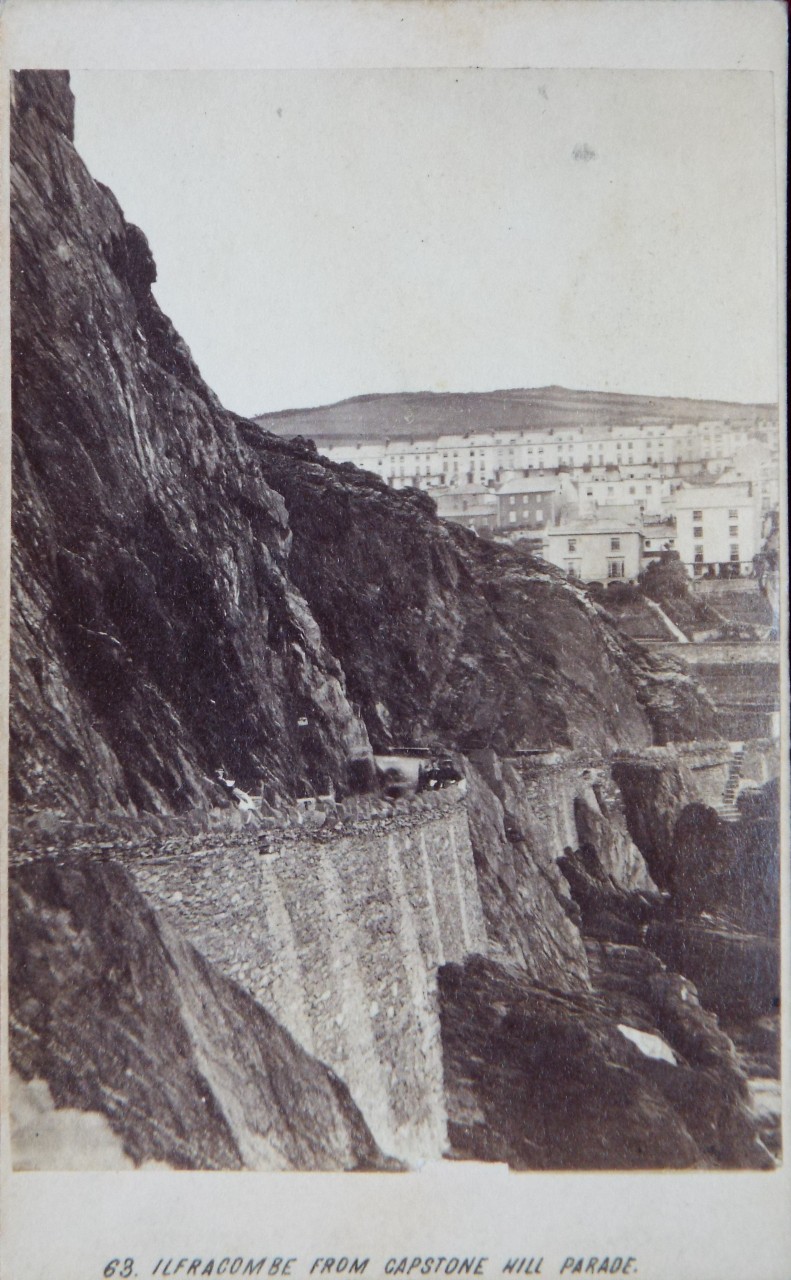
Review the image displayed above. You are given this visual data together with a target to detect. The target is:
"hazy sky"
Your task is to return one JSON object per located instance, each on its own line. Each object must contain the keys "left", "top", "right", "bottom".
{"left": 70, "top": 69, "right": 779, "bottom": 416}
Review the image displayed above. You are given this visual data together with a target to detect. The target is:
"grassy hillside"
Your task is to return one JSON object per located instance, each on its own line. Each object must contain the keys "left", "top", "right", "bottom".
{"left": 254, "top": 386, "right": 775, "bottom": 444}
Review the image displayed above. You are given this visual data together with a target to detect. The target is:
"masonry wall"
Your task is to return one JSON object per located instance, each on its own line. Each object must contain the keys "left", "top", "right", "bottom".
{"left": 122, "top": 789, "right": 486, "bottom": 1163}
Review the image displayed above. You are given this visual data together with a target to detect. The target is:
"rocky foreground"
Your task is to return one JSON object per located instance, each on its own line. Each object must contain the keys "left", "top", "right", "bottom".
{"left": 8, "top": 71, "right": 781, "bottom": 1173}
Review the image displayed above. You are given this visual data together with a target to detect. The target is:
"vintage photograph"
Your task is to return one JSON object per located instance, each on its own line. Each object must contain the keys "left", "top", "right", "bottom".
{"left": 6, "top": 62, "right": 783, "bottom": 1177}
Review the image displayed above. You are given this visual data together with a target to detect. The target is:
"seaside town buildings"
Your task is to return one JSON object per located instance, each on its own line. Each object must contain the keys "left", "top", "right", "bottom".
{"left": 674, "top": 480, "right": 758, "bottom": 578}
{"left": 316, "top": 413, "right": 778, "bottom": 586}
{"left": 543, "top": 520, "right": 643, "bottom": 582}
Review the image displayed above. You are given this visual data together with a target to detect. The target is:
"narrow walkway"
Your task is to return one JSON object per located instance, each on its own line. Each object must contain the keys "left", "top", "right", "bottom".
{"left": 643, "top": 598, "right": 689, "bottom": 644}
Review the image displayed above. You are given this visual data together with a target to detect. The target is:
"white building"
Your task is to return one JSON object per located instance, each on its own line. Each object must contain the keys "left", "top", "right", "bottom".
{"left": 641, "top": 518, "right": 677, "bottom": 565}
{"left": 573, "top": 469, "right": 674, "bottom": 519}
{"left": 543, "top": 517, "right": 643, "bottom": 584}
{"left": 673, "top": 480, "right": 758, "bottom": 578}
{"left": 315, "top": 413, "right": 773, "bottom": 518}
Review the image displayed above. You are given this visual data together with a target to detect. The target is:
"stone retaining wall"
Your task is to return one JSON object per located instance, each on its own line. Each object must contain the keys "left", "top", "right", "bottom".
{"left": 111, "top": 787, "right": 486, "bottom": 1163}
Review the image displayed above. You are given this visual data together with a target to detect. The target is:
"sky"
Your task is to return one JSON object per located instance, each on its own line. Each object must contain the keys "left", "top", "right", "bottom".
{"left": 70, "top": 68, "right": 780, "bottom": 416}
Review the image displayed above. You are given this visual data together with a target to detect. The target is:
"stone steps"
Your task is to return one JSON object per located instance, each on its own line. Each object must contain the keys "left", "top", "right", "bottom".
{"left": 715, "top": 746, "right": 746, "bottom": 821}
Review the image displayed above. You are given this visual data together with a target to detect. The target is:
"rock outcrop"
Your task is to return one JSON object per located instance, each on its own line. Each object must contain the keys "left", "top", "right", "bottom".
{"left": 11, "top": 70, "right": 373, "bottom": 816}
{"left": 10, "top": 857, "right": 394, "bottom": 1171}
{"left": 439, "top": 953, "right": 772, "bottom": 1170}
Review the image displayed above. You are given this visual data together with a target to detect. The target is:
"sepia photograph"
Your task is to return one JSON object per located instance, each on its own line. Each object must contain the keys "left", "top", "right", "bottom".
{"left": 0, "top": 2, "right": 788, "bottom": 1277}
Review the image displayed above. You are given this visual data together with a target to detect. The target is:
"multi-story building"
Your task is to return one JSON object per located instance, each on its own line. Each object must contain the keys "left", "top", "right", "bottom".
{"left": 543, "top": 518, "right": 643, "bottom": 584}
{"left": 315, "top": 423, "right": 648, "bottom": 490}
{"left": 317, "top": 413, "right": 764, "bottom": 495}
{"left": 573, "top": 469, "right": 674, "bottom": 519}
{"left": 673, "top": 480, "right": 758, "bottom": 577}
{"left": 495, "top": 477, "right": 557, "bottom": 529}
{"left": 314, "top": 410, "right": 778, "bottom": 581}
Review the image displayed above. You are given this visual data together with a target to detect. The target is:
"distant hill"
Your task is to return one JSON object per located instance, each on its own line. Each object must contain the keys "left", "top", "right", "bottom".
{"left": 254, "top": 386, "right": 777, "bottom": 444}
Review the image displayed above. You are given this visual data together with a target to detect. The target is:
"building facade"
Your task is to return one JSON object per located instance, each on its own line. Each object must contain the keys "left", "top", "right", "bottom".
{"left": 495, "top": 477, "right": 557, "bottom": 529}
{"left": 673, "top": 480, "right": 758, "bottom": 577}
{"left": 543, "top": 521, "right": 643, "bottom": 584}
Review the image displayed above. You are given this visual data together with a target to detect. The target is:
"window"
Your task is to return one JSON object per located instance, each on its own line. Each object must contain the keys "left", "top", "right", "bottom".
{"left": 586, "top": 489, "right": 593, "bottom": 498}
{"left": 730, "top": 544, "right": 740, "bottom": 562}
{"left": 729, "top": 525, "right": 738, "bottom": 538}
{"left": 694, "top": 546, "right": 704, "bottom": 562}
{"left": 509, "top": 512, "right": 516, "bottom": 524}
{"left": 607, "top": 559, "right": 625, "bottom": 579}
{"left": 610, "top": 537, "right": 621, "bottom": 551}
{"left": 693, "top": 526, "right": 703, "bottom": 539}
{"left": 692, "top": 509, "right": 702, "bottom": 520}
{"left": 728, "top": 509, "right": 738, "bottom": 519}
{"left": 568, "top": 538, "right": 577, "bottom": 552}
{"left": 510, "top": 496, "right": 516, "bottom": 505}
{"left": 629, "top": 486, "right": 636, "bottom": 495}
{"left": 646, "top": 485, "right": 652, "bottom": 494}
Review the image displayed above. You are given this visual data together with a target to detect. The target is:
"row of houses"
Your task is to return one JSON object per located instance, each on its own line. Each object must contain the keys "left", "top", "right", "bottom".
{"left": 319, "top": 416, "right": 778, "bottom": 497}
{"left": 435, "top": 473, "right": 763, "bottom": 585}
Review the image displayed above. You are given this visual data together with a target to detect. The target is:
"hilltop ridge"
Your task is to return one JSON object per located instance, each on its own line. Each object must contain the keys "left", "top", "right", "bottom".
{"left": 254, "top": 385, "right": 776, "bottom": 444}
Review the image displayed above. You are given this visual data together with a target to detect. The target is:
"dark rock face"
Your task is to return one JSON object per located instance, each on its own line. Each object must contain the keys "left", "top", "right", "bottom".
{"left": 645, "top": 917, "right": 780, "bottom": 1024}
{"left": 10, "top": 69, "right": 717, "bottom": 820}
{"left": 611, "top": 757, "right": 691, "bottom": 888}
{"left": 11, "top": 70, "right": 372, "bottom": 815}
{"left": 439, "top": 954, "right": 772, "bottom": 1170}
{"left": 10, "top": 858, "right": 393, "bottom": 1171}
{"left": 251, "top": 436, "right": 661, "bottom": 756}
{"left": 670, "top": 792, "right": 780, "bottom": 932}
{"left": 608, "top": 776, "right": 781, "bottom": 1023}
{"left": 557, "top": 840, "right": 659, "bottom": 945}
{"left": 462, "top": 759, "right": 591, "bottom": 990}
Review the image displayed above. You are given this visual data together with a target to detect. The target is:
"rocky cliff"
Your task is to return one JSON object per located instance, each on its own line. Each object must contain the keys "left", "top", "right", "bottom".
{"left": 11, "top": 70, "right": 373, "bottom": 816}
{"left": 10, "top": 70, "right": 716, "bottom": 821}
